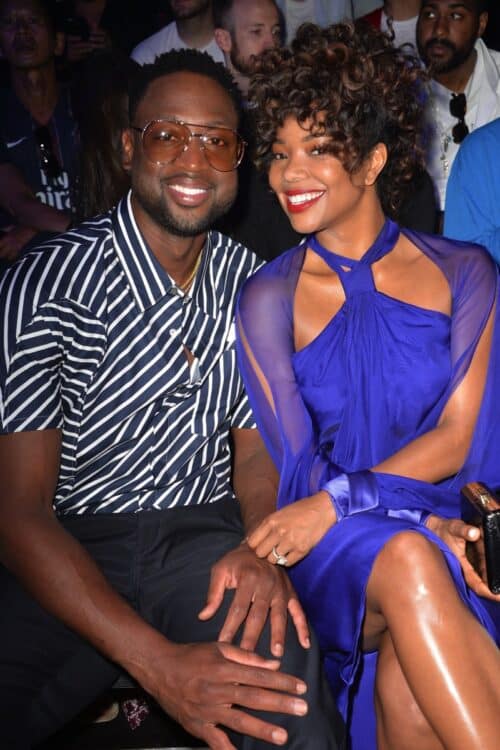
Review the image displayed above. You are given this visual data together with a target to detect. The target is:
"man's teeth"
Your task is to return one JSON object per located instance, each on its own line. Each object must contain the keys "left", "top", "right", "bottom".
{"left": 288, "top": 191, "right": 323, "bottom": 205}
{"left": 171, "top": 185, "right": 207, "bottom": 195}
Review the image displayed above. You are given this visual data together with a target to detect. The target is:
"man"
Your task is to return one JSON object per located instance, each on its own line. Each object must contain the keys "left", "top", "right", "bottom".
{"left": 417, "top": 0, "right": 500, "bottom": 214}
{"left": 0, "top": 0, "right": 78, "bottom": 257}
{"left": 213, "top": 0, "right": 299, "bottom": 260}
{"left": 131, "top": 0, "right": 224, "bottom": 65}
{"left": 0, "top": 49, "right": 344, "bottom": 749}
{"left": 214, "top": 0, "right": 281, "bottom": 98}
{"left": 444, "top": 117, "right": 500, "bottom": 263}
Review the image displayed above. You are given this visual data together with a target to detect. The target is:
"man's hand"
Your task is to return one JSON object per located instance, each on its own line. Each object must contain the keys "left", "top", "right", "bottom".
{"left": 246, "top": 492, "right": 336, "bottom": 568}
{"left": 198, "top": 543, "right": 309, "bottom": 657}
{"left": 426, "top": 514, "right": 500, "bottom": 602}
{"left": 142, "top": 639, "right": 308, "bottom": 750}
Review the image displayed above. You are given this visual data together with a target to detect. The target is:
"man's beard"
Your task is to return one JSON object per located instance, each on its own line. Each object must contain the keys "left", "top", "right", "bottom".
{"left": 229, "top": 46, "right": 258, "bottom": 78}
{"left": 134, "top": 184, "right": 236, "bottom": 238}
{"left": 418, "top": 37, "right": 476, "bottom": 75}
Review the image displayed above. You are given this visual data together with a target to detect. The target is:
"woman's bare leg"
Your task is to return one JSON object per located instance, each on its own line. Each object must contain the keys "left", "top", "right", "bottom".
{"left": 375, "top": 630, "right": 444, "bottom": 750}
{"left": 364, "top": 530, "right": 500, "bottom": 750}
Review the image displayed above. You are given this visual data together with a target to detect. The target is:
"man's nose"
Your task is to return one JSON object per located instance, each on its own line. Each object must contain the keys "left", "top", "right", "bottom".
{"left": 176, "top": 134, "right": 209, "bottom": 169}
{"left": 432, "top": 14, "right": 449, "bottom": 39}
{"left": 261, "top": 29, "right": 278, "bottom": 51}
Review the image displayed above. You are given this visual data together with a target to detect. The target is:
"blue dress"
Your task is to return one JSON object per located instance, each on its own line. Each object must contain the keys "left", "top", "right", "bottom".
{"left": 236, "top": 220, "right": 500, "bottom": 749}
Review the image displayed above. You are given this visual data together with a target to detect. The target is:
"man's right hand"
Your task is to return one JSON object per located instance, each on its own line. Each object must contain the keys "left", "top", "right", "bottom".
{"left": 136, "top": 639, "right": 308, "bottom": 749}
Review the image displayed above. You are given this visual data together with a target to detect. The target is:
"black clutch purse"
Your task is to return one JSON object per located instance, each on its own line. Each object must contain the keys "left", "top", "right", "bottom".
{"left": 461, "top": 482, "right": 500, "bottom": 595}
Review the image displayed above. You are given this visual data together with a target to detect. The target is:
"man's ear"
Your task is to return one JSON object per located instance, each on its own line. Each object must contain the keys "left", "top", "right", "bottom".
{"left": 121, "top": 128, "right": 134, "bottom": 173}
{"left": 477, "top": 11, "right": 488, "bottom": 39}
{"left": 364, "top": 142, "right": 388, "bottom": 186}
{"left": 214, "top": 28, "right": 232, "bottom": 55}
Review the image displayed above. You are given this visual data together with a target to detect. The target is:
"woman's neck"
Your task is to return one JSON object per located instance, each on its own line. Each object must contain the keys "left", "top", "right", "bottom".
{"left": 314, "top": 210, "right": 386, "bottom": 261}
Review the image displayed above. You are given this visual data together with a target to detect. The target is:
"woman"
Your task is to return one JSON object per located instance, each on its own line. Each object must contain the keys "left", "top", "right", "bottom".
{"left": 236, "top": 22, "right": 500, "bottom": 750}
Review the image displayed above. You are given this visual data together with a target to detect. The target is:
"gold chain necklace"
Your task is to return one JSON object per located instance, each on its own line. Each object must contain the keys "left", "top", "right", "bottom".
{"left": 179, "top": 251, "right": 203, "bottom": 294}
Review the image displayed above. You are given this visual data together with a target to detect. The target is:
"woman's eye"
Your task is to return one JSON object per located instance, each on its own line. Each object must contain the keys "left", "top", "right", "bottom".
{"left": 271, "top": 151, "right": 286, "bottom": 161}
{"left": 311, "top": 144, "right": 330, "bottom": 156}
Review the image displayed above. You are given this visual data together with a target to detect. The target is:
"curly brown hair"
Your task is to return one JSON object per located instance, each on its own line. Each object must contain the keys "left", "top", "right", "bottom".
{"left": 248, "top": 22, "right": 428, "bottom": 219}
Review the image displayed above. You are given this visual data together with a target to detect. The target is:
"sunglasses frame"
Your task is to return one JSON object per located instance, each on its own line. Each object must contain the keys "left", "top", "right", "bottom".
{"left": 131, "top": 119, "right": 246, "bottom": 172}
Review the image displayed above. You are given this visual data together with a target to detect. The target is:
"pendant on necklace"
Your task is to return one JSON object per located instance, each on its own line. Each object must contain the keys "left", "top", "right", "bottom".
{"left": 440, "top": 134, "right": 451, "bottom": 176}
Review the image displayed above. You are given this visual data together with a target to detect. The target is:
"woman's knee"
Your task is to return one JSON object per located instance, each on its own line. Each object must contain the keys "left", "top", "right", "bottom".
{"left": 375, "top": 530, "right": 444, "bottom": 586}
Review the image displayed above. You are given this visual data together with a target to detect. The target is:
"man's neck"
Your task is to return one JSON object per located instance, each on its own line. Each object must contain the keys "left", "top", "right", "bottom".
{"left": 130, "top": 194, "right": 207, "bottom": 281}
{"left": 11, "top": 64, "right": 59, "bottom": 124}
{"left": 434, "top": 48, "right": 478, "bottom": 93}
{"left": 176, "top": 10, "right": 214, "bottom": 49}
{"left": 385, "top": 0, "right": 421, "bottom": 21}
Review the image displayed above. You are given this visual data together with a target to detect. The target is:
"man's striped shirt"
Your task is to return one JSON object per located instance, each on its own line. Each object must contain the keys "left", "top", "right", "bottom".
{"left": 0, "top": 194, "right": 261, "bottom": 514}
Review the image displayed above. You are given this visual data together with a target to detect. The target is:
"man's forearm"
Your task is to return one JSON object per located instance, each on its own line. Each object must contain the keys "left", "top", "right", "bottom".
{"left": 232, "top": 429, "right": 279, "bottom": 535}
{"left": 0, "top": 508, "right": 175, "bottom": 682}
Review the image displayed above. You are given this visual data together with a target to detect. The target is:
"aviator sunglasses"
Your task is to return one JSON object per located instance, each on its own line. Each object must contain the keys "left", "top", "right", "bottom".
{"left": 130, "top": 119, "right": 246, "bottom": 172}
{"left": 449, "top": 93, "right": 469, "bottom": 144}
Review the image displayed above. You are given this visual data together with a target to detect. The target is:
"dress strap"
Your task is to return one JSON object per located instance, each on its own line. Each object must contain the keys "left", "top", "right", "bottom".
{"left": 307, "top": 219, "right": 400, "bottom": 295}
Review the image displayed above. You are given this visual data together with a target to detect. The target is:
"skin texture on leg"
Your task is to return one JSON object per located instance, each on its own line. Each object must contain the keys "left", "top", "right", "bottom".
{"left": 364, "top": 530, "right": 500, "bottom": 750}
{"left": 375, "top": 630, "right": 445, "bottom": 750}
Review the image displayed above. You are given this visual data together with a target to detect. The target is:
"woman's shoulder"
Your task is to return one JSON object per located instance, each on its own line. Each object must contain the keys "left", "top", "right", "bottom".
{"left": 238, "top": 241, "right": 306, "bottom": 315}
{"left": 402, "top": 228, "right": 498, "bottom": 289}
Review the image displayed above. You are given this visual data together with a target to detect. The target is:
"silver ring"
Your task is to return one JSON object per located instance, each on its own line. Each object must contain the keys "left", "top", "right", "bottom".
{"left": 272, "top": 546, "right": 289, "bottom": 566}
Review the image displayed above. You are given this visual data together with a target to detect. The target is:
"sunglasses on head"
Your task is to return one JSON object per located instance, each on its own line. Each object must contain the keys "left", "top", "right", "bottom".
{"left": 449, "top": 93, "right": 469, "bottom": 144}
{"left": 34, "top": 125, "right": 62, "bottom": 181}
{"left": 131, "top": 119, "right": 246, "bottom": 173}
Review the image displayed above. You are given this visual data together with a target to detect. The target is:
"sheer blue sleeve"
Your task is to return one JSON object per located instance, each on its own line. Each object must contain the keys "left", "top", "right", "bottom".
{"left": 236, "top": 236, "right": 500, "bottom": 521}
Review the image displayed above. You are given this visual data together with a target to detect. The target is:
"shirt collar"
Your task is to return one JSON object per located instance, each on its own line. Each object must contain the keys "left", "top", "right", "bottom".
{"left": 111, "top": 191, "right": 216, "bottom": 316}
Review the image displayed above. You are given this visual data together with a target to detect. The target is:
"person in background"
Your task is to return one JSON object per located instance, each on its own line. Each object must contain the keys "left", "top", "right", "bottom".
{"left": 0, "top": 0, "right": 79, "bottom": 234}
{"left": 237, "top": 21, "right": 500, "bottom": 750}
{"left": 417, "top": 0, "right": 500, "bottom": 218}
{"left": 60, "top": 0, "right": 152, "bottom": 67}
{"left": 360, "top": 0, "right": 421, "bottom": 50}
{"left": 71, "top": 48, "right": 137, "bottom": 221}
{"left": 213, "top": 0, "right": 299, "bottom": 260}
{"left": 0, "top": 48, "right": 344, "bottom": 750}
{"left": 0, "top": 134, "right": 69, "bottom": 264}
{"left": 276, "top": 0, "right": 381, "bottom": 44}
{"left": 131, "top": 0, "right": 224, "bottom": 65}
{"left": 444, "top": 116, "right": 500, "bottom": 263}
{"left": 214, "top": 0, "right": 281, "bottom": 98}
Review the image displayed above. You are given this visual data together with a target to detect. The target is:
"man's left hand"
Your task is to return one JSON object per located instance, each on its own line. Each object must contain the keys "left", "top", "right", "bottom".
{"left": 198, "top": 542, "right": 310, "bottom": 657}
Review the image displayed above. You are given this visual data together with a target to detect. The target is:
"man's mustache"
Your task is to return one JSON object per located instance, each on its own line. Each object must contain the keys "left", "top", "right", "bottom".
{"left": 424, "top": 37, "right": 456, "bottom": 54}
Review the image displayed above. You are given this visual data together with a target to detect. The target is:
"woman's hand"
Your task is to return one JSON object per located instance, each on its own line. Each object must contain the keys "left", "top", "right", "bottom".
{"left": 246, "top": 491, "right": 337, "bottom": 567}
{"left": 426, "top": 514, "right": 500, "bottom": 602}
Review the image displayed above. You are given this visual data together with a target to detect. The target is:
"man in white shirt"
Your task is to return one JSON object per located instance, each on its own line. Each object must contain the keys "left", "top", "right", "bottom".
{"left": 131, "top": 0, "right": 224, "bottom": 65}
{"left": 417, "top": 0, "right": 500, "bottom": 213}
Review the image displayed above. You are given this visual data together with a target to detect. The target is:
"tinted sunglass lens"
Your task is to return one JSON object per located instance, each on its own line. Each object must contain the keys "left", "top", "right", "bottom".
{"left": 449, "top": 93, "right": 466, "bottom": 119}
{"left": 452, "top": 120, "right": 469, "bottom": 144}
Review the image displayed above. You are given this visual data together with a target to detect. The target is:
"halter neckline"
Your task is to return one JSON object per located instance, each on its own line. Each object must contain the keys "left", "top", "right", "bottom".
{"left": 307, "top": 219, "right": 400, "bottom": 272}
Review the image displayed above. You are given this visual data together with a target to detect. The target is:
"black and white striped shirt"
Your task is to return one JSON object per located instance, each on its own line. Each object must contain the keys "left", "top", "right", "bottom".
{"left": 0, "top": 193, "right": 261, "bottom": 514}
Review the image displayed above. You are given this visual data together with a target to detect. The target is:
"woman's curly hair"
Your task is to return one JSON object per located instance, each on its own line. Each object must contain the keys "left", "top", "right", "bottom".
{"left": 248, "top": 22, "right": 428, "bottom": 219}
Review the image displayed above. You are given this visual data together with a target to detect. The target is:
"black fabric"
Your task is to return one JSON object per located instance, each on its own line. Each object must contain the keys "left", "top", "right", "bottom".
{"left": 0, "top": 499, "right": 344, "bottom": 749}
